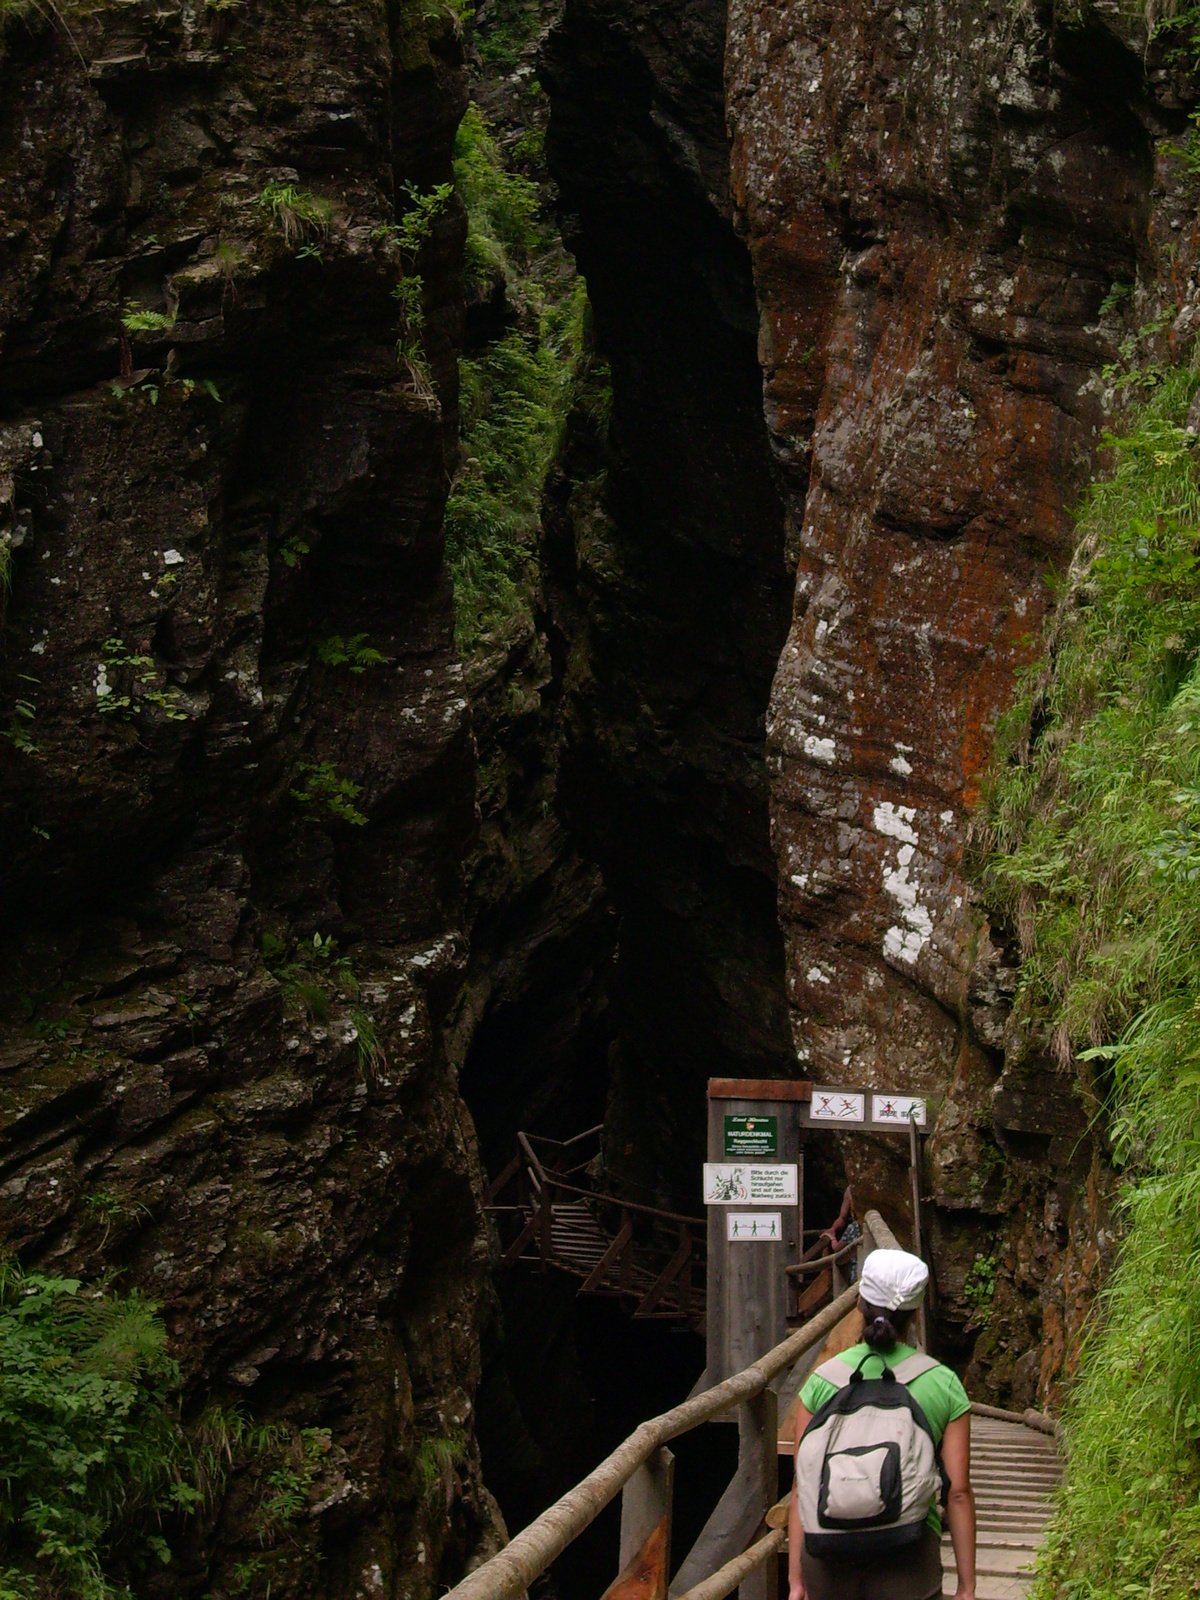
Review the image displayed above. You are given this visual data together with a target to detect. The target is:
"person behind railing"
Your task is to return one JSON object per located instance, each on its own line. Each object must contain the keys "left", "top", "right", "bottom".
{"left": 819, "top": 1186, "right": 862, "bottom": 1283}
{"left": 787, "top": 1250, "right": 976, "bottom": 1600}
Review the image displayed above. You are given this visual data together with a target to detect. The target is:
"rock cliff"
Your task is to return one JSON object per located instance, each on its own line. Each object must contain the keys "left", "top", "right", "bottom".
{"left": 0, "top": 1, "right": 499, "bottom": 1593}
{"left": 539, "top": 0, "right": 1200, "bottom": 1410}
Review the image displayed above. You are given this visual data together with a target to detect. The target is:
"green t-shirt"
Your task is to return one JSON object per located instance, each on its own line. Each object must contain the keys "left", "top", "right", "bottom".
{"left": 798, "top": 1342, "right": 971, "bottom": 1534}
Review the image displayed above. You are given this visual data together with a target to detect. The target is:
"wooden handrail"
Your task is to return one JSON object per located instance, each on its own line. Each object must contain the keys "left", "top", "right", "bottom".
{"left": 518, "top": 1131, "right": 548, "bottom": 1185}
{"left": 970, "top": 1401, "right": 1060, "bottom": 1437}
{"left": 525, "top": 1124, "right": 604, "bottom": 1150}
{"left": 539, "top": 1169, "right": 707, "bottom": 1228}
{"left": 443, "top": 1284, "right": 860, "bottom": 1600}
{"left": 674, "top": 1528, "right": 785, "bottom": 1600}
{"left": 786, "top": 1237, "right": 857, "bottom": 1275}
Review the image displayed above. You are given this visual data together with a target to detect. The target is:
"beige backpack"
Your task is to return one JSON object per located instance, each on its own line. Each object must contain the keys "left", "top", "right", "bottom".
{"left": 795, "top": 1350, "right": 944, "bottom": 1557}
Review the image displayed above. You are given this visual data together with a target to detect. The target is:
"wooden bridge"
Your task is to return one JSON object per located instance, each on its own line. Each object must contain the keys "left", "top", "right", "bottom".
{"left": 485, "top": 1127, "right": 853, "bottom": 1335}
{"left": 454, "top": 1206, "right": 1064, "bottom": 1600}
{"left": 486, "top": 1128, "right": 709, "bottom": 1329}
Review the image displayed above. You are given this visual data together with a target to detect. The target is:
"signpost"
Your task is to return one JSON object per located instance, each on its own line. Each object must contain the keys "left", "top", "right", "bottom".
{"left": 703, "top": 1164, "right": 798, "bottom": 1205}
{"left": 724, "top": 1115, "right": 777, "bottom": 1156}
{"left": 704, "top": 1080, "right": 932, "bottom": 1386}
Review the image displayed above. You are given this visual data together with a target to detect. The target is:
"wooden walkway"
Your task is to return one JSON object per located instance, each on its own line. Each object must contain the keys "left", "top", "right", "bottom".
{"left": 486, "top": 1129, "right": 707, "bottom": 1330}
{"left": 943, "top": 1415, "right": 1062, "bottom": 1599}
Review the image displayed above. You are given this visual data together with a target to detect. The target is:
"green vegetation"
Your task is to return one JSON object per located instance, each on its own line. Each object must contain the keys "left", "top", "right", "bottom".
{"left": 0, "top": 1264, "right": 194, "bottom": 1598}
{"left": 95, "top": 640, "right": 187, "bottom": 723}
{"left": 975, "top": 353, "right": 1200, "bottom": 1596}
{"left": 411, "top": 1430, "right": 467, "bottom": 1508}
{"left": 447, "top": 102, "right": 607, "bottom": 648}
{"left": 120, "top": 309, "right": 174, "bottom": 336}
{"left": 383, "top": 180, "right": 454, "bottom": 392}
{"left": 473, "top": 0, "right": 535, "bottom": 72}
{"left": 256, "top": 183, "right": 332, "bottom": 248}
{"left": 289, "top": 760, "right": 368, "bottom": 827}
{"left": 962, "top": 1252, "right": 997, "bottom": 1330}
{"left": 315, "top": 633, "right": 387, "bottom": 673}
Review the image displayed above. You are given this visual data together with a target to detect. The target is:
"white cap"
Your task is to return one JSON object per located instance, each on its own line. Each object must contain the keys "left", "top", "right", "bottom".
{"left": 859, "top": 1248, "right": 929, "bottom": 1312}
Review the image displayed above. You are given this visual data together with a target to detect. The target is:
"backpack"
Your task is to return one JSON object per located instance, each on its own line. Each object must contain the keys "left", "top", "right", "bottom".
{"left": 795, "top": 1350, "right": 944, "bottom": 1558}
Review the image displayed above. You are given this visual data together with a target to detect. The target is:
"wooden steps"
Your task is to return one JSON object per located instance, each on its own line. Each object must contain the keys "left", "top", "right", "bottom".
{"left": 941, "top": 1417, "right": 1062, "bottom": 1598}
{"left": 770, "top": 1414, "right": 1061, "bottom": 1599}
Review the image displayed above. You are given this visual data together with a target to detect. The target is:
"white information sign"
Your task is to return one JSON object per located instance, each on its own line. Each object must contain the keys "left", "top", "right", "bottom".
{"left": 871, "top": 1094, "right": 926, "bottom": 1127}
{"left": 703, "top": 1164, "right": 798, "bottom": 1205}
{"left": 811, "top": 1089, "right": 866, "bottom": 1123}
{"left": 727, "top": 1212, "right": 783, "bottom": 1242}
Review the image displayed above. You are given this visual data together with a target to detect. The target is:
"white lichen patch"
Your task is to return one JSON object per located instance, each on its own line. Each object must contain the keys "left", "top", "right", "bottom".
{"left": 806, "top": 965, "right": 831, "bottom": 984}
{"left": 872, "top": 801, "right": 917, "bottom": 843}
{"left": 804, "top": 733, "right": 836, "bottom": 764}
{"left": 95, "top": 662, "right": 111, "bottom": 699}
{"left": 873, "top": 802, "right": 934, "bottom": 966}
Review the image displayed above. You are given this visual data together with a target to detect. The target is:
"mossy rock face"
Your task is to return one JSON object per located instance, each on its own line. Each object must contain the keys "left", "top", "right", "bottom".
{"left": 0, "top": 0, "right": 499, "bottom": 1592}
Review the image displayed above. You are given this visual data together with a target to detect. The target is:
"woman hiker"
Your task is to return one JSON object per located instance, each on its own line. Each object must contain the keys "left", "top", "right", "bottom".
{"left": 787, "top": 1249, "right": 976, "bottom": 1600}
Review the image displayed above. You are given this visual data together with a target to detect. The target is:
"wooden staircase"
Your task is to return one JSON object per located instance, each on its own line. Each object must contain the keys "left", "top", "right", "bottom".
{"left": 941, "top": 1414, "right": 1062, "bottom": 1598}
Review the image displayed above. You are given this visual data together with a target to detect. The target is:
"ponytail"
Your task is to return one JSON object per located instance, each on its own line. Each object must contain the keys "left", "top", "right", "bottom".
{"left": 859, "top": 1298, "right": 912, "bottom": 1352}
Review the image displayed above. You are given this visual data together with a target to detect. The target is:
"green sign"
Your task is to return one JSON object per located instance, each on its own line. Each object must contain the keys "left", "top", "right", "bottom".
{"left": 724, "top": 1115, "right": 777, "bottom": 1157}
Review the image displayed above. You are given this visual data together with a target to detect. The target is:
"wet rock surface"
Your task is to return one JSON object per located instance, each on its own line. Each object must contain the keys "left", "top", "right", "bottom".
{"left": 727, "top": 0, "right": 1195, "bottom": 1401}
{"left": 0, "top": 1, "right": 499, "bottom": 1592}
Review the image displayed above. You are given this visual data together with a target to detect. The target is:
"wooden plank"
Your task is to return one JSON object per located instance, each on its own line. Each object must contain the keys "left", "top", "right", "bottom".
{"left": 602, "top": 1516, "right": 670, "bottom": 1600}
{"left": 619, "top": 1446, "right": 674, "bottom": 1576}
{"left": 707, "top": 1078, "right": 812, "bottom": 1101}
{"left": 484, "top": 1154, "right": 520, "bottom": 1206}
{"left": 636, "top": 1236, "right": 693, "bottom": 1318}
{"left": 500, "top": 1210, "right": 539, "bottom": 1270}
{"left": 581, "top": 1216, "right": 634, "bottom": 1293}
{"left": 794, "top": 1269, "right": 831, "bottom": 1318}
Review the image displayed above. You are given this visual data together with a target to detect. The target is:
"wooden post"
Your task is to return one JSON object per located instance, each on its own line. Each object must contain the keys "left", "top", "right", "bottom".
{"left": 539, "top": 1181, "right": 552, "bottom": 1271}
{"left": 669, "top": 1388, "right": 778, "bottom": 1597}
{"left": 619, "top": 1445, "right": 674, "bottom": 1577}
{"left": 737, "top": 1388, "right": 778, "bottom": 1600}
{"left": 706, "top": 1086, "right": 804, "bottom": 1387}
{"left": 908, "top": 1114, "right": 927, "bottom": 1351}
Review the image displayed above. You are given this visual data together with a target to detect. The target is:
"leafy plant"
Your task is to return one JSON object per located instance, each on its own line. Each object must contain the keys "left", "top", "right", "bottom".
{"left": 289, "top": 761, "right": 368, "bottom": 827}
{"left": 3, "top": 699, "right": 38, "bottom": 756}
{"left": 0, "top": 1265, "right": 192, "bottom": 1596}
{"left": 473, "top": 0, "right": 535, "bottom": 71}
{"left": 315, "top": 633, "right": 387, "bottom": 673}
{"left": 386, "top": 181, "right": 454, "bottom": 392}
{"left": 95, "top": 639, "right": 187, "bottom": 723}
{"left": 446, "top": 102, "right": 606, "bottom": 648}
{"left": 962, "top": 1253, "right": 997, "bottom": 1329}
{"left": 350, "top": 1007, "right": 382, "bottom": 1074}
{"left": 278, "top": 534, "right": 309, "bottom": 569}
{"left": 256, "top": 183, "right": 332, "bottom": 248}
{"left": 121, "top": 308, "right": 175, "bottom": 335}
{"left": 411, "top": 1430, "right": 466, "bottom": 1509}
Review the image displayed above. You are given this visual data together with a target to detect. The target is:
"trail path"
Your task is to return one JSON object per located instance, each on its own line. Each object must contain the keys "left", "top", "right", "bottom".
{"left": 942, "top": 1415, "right": 1062, "bottom": 1599}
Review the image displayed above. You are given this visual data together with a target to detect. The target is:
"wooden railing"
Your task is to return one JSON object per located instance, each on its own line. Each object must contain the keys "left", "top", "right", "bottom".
{"left": 448, "top": 1209, "right": 905, "bottom": 1600}
{"left": 486, "top": 1129, "right": 708, "bottom": 1329}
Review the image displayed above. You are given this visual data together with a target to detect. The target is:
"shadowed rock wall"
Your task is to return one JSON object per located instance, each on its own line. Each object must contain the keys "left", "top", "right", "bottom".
{"left": 0, "top": 2, "right": 500, "bottom": 1592}
{"left": 540, "top": 0, "right": 796, "bottom": 1211}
